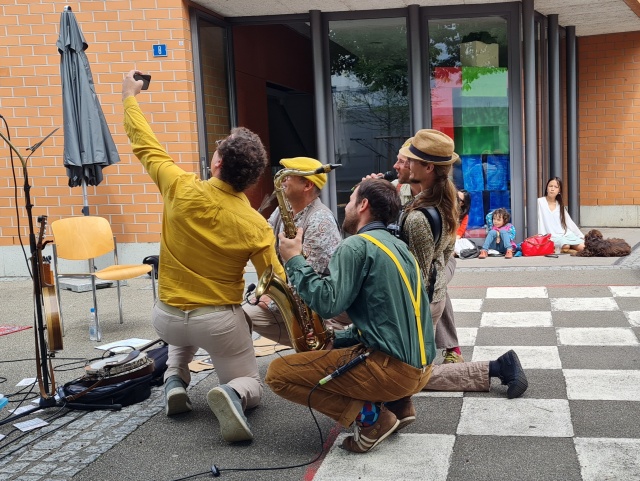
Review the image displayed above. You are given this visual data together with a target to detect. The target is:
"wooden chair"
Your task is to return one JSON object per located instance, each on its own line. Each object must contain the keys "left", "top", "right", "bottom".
{"left": 50, "top": 216, "right": 156, "bottom": 339}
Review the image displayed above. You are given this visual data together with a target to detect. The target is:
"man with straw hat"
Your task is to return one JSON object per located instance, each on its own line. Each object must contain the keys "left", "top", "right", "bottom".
{"left": 370, "top": 136, "right": 465, "bottom": 364}
{"left": 396, "top": 129, "right": 528, "bottom": 401}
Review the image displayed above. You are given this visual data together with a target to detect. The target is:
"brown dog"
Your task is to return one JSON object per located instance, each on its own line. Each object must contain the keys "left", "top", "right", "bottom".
{"left": 576, "top": 229, "right": 631, "bottom": 257}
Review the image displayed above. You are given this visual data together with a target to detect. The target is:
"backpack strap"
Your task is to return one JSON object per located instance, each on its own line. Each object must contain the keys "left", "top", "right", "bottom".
{"left": 417, "top": 206, "right": 442, "bottom": 246}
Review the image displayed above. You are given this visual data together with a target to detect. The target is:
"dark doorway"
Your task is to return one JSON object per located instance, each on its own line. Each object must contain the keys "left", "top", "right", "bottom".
{"left": 232, "top": 23, "right": 316, "bottom": 210}
{"left": 267, "top": 83, "right": 316, "bottom": 163}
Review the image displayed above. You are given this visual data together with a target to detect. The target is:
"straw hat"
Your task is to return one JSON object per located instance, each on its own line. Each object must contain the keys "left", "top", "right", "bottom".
{"left": 399, "top": 129, "right": 459, "bottom": 165}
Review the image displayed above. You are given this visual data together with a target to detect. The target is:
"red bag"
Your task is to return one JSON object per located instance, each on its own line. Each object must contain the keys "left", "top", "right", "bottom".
{"left": 521, "top": 234, "right": 555, "bottom": 256}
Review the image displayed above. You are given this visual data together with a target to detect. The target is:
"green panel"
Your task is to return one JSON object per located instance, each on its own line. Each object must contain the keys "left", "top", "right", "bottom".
{"left": 455, "top": 125, "right": 509, "bottom": 155}
{"left": 461, "top": 67, "right": 508, "bottom": 97}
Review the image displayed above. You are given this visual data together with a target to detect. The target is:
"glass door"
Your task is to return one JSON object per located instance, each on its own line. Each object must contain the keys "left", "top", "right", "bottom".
{"left": 428, "top": 16, "right": 510, "bottom": 233}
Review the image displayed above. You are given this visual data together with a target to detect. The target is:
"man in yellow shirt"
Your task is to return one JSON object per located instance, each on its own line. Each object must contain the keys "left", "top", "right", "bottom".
{"left": 121, "top": 70, "right": 285, "bottom": 443}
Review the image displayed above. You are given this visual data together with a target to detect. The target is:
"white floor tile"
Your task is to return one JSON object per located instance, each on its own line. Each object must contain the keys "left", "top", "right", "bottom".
{"left": 481, "top": 311, "right": 553, "bottom": 327}
{"left": 472, "top": 346, "right": 561, "bottom": 369}
{"left": 415, "top": 390, "right": 464, "bottom": 398}
{"left": 457, "top": 398, "right": 573, "bottom": 437}
{"left": 451, "top": 298, "right": 483, "bottom": 312}
{"left": 564, "top": 369, "right": 640, "bottom": 401}
{"left": 609, "top": 286, "right": 640, "bottom": 297}
{"left": 575, "top": 437, "right": 640, "bottom": 481}
{"left": 556, "top": 327, "right": 639, "bottom": 345}
{"left": 625, "top": 311, "right": 640, "bottom": 327}
{"left": 314, "top": 433, "right": 455, "bottom": 481}
{"left": 551, "top": 297, "right": 619, "bottom": 311}
{"left": 455, "top": 327, "right": 477, "bottom": 346}
{"left": 486, "top": 286, "right": 548, "bottom": 298}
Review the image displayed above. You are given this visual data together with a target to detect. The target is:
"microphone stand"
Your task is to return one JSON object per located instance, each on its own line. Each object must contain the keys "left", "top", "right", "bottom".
{"left": 0, "top": 128, "right": 119, "bottom": 426}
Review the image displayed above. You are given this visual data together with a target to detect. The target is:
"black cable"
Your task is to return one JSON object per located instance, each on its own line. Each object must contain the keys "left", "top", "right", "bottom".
{"left": 0, "top": 115, "right": 32, "bottom": 278}
{"left": 163, "top": 383, "right": 327, "bottom": 481}
{"left": 0, "top": 409, "right": 88, "bottom": 459}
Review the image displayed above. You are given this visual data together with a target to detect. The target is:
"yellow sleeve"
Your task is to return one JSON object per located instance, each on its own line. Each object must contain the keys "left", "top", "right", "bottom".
{"left": 123, "top": 96, "right": 185, "bottom": 194}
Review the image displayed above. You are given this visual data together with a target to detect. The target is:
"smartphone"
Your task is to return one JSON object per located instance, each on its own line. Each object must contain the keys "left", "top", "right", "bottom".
{"left": 133, "top": 73, "right": 151, "bottom": 90}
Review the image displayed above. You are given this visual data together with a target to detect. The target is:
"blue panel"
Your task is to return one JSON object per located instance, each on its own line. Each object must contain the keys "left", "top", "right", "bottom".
{"left": 461, "top": 154, "right": 485, "bottom": 191}
{"left": 468, "top": 190, "right": 485, "bottom": 228}
{"left": 486, "top": 154, "right": 510, "bottom": 190}
{"left": 489, "top": 190, "right": 511, "bottom": 211}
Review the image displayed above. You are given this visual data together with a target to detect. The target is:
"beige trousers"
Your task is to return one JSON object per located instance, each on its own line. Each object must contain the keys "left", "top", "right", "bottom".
{"left": 152, "top": 301, "right": 262, "bottom": 410}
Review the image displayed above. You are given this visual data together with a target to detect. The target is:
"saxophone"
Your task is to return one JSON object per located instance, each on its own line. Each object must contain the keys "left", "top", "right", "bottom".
{"left": 255, "top": 163, "right": 340, "bottom": 352}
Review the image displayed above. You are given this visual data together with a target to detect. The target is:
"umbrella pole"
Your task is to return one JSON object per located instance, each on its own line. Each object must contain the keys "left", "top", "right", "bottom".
{"left": 81, "top": 180, "right": 90, "bottom": 216}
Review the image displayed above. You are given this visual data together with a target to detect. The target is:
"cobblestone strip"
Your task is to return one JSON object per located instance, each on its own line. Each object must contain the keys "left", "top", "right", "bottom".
{"left": 0, "top": 371, "right": 211, "bottom": 481}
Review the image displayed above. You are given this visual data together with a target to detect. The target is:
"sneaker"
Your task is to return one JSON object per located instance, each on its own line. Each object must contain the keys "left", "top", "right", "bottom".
{"left": 384, "top": 397, "right": 416, "bottom": 431}
{"left": 478, "top": 249, "right": 488, "bottom": 259}
{"left": 207, "top": 385, "right": 253, "bottom": 443}
{"left": 341, "top": 405, "right": 399, "bottom": 453}
{"left": 442, "top": 350, "right": 464, "bottom": 364}
{"left": 505, "top": 249, "right": 514, "bottom": 259}
{"left": 164, "top": 375, "right": 192, "bottom": 416}
{"left": 495, "top": 350, "right": 528, "bottom": 399}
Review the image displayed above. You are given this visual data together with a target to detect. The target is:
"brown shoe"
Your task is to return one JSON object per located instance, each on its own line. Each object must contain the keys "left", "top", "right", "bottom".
{"left": 478, "top": 249, "right": 488, "bottom": 259}
{"left": 505, "top": 249, "right": 514, "bottom": 259}
{"left": 341, "top": 405, "right": 399, "bottom": 453}
{"left": 384, "top": 396, "right": 416, "bottom": 431}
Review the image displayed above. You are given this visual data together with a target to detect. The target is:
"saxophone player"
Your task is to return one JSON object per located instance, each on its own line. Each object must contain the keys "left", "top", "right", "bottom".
{"left": 122, "top": 70, "right": 285, "bottom": 444}
{"left": 244, "top": 157, "right": 348, "bottom": 346}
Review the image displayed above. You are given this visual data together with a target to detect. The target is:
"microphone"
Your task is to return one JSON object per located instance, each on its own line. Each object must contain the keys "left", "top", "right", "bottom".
{"left": 245, "top": 283, "right": 256, "bottom": 295}
{"left": 381, "top": 170, "right": 397, "bottom": 181}
{"left": 319, "top": 352, "right": 370, "bottom": 385}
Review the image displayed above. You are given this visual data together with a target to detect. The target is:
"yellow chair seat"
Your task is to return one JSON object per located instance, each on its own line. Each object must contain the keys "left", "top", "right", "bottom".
{"left": 95, "top": 264, "right": 152, "bottom": 281}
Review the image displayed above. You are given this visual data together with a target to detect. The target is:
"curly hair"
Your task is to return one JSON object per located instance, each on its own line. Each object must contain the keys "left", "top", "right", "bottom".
{"left": 355, "top": 178, "right": 400, "bottom": 226}
{"left": 492, "top": 207, "right": 510, "bottom": 225}
{"left": 217, "top": 127, "right": 268, "bottom": 192}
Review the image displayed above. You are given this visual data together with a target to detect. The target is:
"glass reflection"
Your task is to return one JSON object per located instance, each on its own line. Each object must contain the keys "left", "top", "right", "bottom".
{"left": 428, "top": 17, "right": 510, "bottom": 232}
{"left": 330, "top": 17, "right": 410, "bottom": 220}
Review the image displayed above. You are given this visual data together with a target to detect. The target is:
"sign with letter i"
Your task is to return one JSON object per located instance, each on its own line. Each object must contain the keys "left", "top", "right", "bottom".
{"left": 153, "top": 44, "right": 167, "bottom": 57}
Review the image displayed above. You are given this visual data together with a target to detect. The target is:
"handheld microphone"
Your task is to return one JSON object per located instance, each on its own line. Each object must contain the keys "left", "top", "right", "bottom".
{"left": 382, "top": 170, "right": 397, "bottom": 181}
{"left": 319, "top": 352, "right": 370, "bottom": 385}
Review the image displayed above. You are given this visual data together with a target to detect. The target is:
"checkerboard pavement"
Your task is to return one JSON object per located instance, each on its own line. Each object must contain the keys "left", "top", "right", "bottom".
{"left": 313, "top": 285, "right": 640, "bottom": 481}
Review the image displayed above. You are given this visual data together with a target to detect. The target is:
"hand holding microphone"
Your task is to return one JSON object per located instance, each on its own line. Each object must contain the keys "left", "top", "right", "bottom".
{"left": 362, "top": 171, "right": 398, "bottom": 182}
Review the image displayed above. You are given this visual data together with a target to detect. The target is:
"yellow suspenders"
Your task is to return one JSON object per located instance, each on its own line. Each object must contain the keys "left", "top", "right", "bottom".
{"left": 358, "top": 234, "right": 428, "bottom": 367}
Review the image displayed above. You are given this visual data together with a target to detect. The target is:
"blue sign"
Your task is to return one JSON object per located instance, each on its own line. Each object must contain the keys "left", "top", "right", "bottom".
{"left": 153, "top": 44, "right": 167, "bottom": 57}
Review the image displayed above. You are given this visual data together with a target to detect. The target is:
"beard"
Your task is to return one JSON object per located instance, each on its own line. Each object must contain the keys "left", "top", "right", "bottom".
{"left": 342, "top": 211, "right": 358, "bottom": 235}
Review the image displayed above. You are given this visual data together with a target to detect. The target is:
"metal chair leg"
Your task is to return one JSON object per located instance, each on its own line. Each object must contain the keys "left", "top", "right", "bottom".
{"left": 116, "top": 280, "right": 124, "bottom": 324}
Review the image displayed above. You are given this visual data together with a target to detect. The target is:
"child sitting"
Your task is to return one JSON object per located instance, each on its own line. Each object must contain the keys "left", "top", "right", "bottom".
{"left": 479, "top": 208, "right": 516, "bottom": 259}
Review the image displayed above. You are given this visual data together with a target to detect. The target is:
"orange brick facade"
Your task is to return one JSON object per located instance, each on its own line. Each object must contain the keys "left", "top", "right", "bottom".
{"left": 1, "top": 1, "right": 639, "bottom": 259}
{"left": 578, "top": 31, "right": 640, "bottom": 207}
{"left": 0, "top": 0, "right": 196, "bottom": 249}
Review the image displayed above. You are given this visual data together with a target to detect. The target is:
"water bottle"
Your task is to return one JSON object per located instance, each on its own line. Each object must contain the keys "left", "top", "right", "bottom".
{"left": 89, "top": 307, "right": 98, "bottom": 341}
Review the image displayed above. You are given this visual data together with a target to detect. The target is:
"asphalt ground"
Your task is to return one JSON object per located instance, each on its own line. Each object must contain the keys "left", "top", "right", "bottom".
{"left": 0, "top": 227, "right": 638, "bottom": 481}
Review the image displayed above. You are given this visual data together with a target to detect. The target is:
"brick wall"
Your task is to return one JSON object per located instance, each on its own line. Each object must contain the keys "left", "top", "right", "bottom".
{"left": 0, "top": 0, "right": 195, "bottom": 248}
{"left": 578, "top": 31, "right": 640, "bottom": 207}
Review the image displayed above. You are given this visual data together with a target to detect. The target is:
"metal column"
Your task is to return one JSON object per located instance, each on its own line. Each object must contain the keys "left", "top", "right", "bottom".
{"left": 548, "top": 14, "right": 562, "bottom": 178}
{"left": 407, "top": 4, "right": 423, "bottom": 133}
{"left": 523, "top": 0, "right": 537, "bottom": 236}
{"left": 310, "top": 10, "right": 336, "bottom": 214}
{"left": 566, "top": 26, "right": 579, "bottom": 223}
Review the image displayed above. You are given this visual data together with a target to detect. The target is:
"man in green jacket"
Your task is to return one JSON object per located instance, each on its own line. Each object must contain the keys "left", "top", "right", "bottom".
{"left": 266, "top": 178, "right": 436, "bottom": 453}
